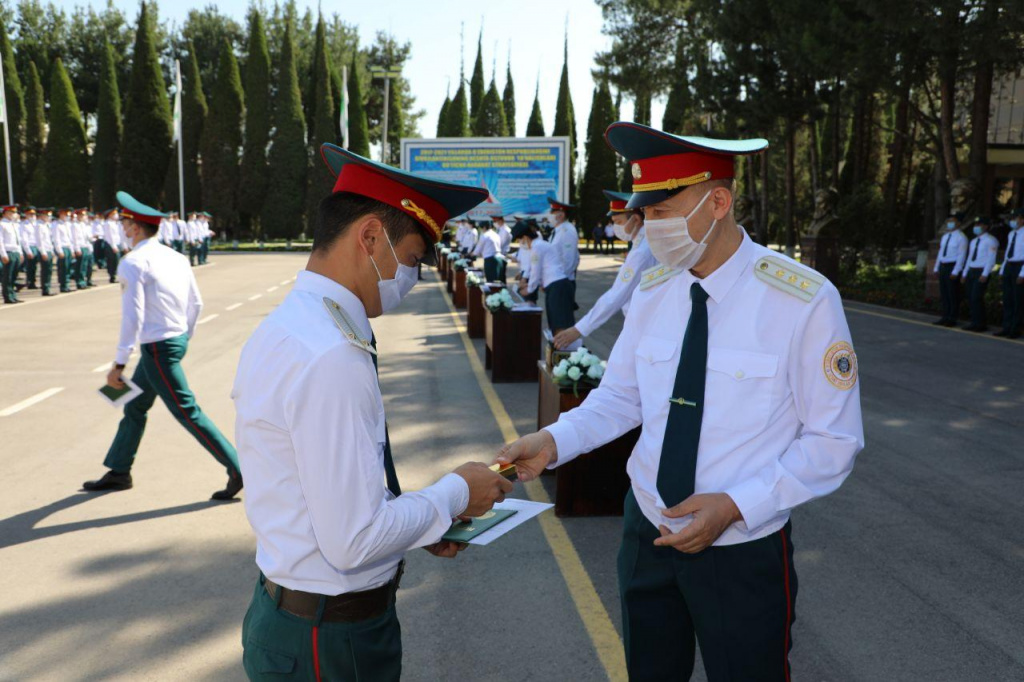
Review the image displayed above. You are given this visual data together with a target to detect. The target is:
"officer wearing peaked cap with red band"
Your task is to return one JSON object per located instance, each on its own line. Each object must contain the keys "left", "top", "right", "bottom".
{"left": 233, "top": 145, "right": 512, "bottom": 681}
{"left": 498, "top": 122, "right": 864, "bottom": 681}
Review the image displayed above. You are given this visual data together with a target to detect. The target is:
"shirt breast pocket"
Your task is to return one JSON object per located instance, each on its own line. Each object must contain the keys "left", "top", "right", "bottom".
{"left": 703, "top": 348, "right": 778, "bottom": 434}
{"left": 634, "top": 336, "right": 679, "bottom": 400}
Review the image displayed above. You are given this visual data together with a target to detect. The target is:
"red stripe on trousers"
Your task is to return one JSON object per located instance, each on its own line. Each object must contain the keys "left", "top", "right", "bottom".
{"left": 150, "top": 342, "right": 227, "bottom": 464}
{"left": 780, "top": 527, "right": 793, "bottom": 682}
{"left": 312, "top": 626, "right": 322, "bottom": 682}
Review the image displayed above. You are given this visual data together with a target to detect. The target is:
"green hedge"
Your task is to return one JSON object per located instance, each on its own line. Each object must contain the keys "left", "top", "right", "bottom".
{"left": 210, "top": 241, "right": 312, "bottom": 252}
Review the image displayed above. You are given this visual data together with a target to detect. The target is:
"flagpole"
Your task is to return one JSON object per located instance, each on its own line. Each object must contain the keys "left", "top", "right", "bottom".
{"left": 175, "top": 60, "right": 185, "bottom": 218}
{"left": 0, "top": 54, "right": 14, "bottom": 205}
{"left": 340, "top": 65, "right": 349, "bottom": 148}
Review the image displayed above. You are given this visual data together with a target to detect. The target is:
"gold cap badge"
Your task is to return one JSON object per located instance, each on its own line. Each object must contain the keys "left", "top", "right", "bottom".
{"left": 631, "top": 162, "right": 642, "bottom": 180}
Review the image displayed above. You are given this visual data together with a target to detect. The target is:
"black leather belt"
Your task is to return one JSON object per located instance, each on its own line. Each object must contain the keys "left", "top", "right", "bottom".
{"left": 264, "top": 562, "right": 404, "bottom": 624}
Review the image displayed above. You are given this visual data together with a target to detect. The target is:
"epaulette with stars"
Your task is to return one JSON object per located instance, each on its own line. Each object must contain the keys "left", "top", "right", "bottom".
{"left": 638, "top": 264, "right": 683, "bottom": 291}
{"left": 753, "top": 255, "right": 824, "bottom": 303}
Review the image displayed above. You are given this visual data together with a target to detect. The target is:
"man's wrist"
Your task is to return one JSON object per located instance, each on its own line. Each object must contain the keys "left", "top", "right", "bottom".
{"left": 113, "top": 362, "right": 125, "bottom": 370}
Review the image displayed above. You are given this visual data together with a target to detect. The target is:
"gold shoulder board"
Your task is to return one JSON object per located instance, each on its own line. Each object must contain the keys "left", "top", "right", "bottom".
{"left": 322, "top": 297, "right": 377, "bottom": 356}
{"left": 753, "top": 255, "right": 824, "bottom": 303}
{"left": 638, "top": 264, "right": 682, "bottom": 291}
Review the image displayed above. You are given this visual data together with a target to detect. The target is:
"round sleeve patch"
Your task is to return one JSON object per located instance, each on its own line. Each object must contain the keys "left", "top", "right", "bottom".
{"left": 823, "top": 341, "right": 858, "bottom": 390}
{"left": 620, "top": 266, "right": 635, "bottom": 282}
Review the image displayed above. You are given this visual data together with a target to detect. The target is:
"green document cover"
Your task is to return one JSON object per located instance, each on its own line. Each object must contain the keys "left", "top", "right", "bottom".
{"left": 99, "top": 384, "right": 133, "bottom": 402}
{"left": 442, "top": 509, "right": 518, "bottom": 543}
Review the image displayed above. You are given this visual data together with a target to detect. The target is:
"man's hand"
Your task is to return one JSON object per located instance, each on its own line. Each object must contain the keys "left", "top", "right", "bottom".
{"left": 495, "top": 431, "right": 557, "bottom": 482}
{"left": 424, "top": 540, "right": 466, "bottom": 559}
{"left": 106, "top": 365, "right": 126, "bottom": 390}
{"left": 980, "top": 275, "right": 988, "bottom": 284}
{"left": 24, "top": 251, "right": 33, "bottom": 260}
{"left": 453, "top": 462, "right": 513, "bottom": 517}
{"left": 74, "top": 250, "right": 81, "bottom": 258}
{"left": 41, "top": 252, "right": 49, "bottom": 262}
{"left": 0, "top": 256, "right": 8, "bottom": 265}
{"left": 654, "top": 493, "right": 742, "bottom": 554}
{"left": 553, "top": 326, "right": 582, "bottom": 350}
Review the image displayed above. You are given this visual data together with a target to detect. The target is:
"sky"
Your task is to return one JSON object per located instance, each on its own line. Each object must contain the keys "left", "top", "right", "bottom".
{"left": 89, "top": 0, "right": 667, "bottom": 149}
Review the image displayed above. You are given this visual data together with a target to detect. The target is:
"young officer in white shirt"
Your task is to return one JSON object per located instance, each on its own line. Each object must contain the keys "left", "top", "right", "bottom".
{"left": 933, "top": 213, "right": 968, "bottom": 326}
{"left": 233, "top": 144, "right": 512, "bottom": 681}
{"left": 960, "top": 215, "right": 999, "bottom": 331}
{"left": 554, "top": 189, "right": 658, "bottom": 349}
{"left": 514, "top": 219, "right": 575, "bottom": 333}
{"left": 548, "top": 198, "right": 581, "bottom": 308}
{"left": 498, "top": 122, "right": 864, "bottom": 682}
{"left": 83, "top": 192, "right": 242, "bottom": 500}
{"left": 996, "top": 207, "right": 1024, "bottom": 338}
{"left": 0, "top": 205, "right": 25, "bottom": 304}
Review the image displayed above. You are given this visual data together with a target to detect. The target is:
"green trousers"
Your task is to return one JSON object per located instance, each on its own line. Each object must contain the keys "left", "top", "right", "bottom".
{"left": 74, "top": 248, "right": 94, "bottom": 288}
{"left": 2, "top": 251, "right": 22, "bottom": 302}
{"left": 38, "top": 251, "right": 53, "bottom": 294}
{"left": 242, "top": 576, "right": 402, "bottom": 681}
{"left": 57, "top": 248, "right": 72, "bottom": 291}
{"left": 103, "top": 334, "right": 239, "bottom": 475}
{"left": 23, "top": 246, "right": 39, "bottom": 287}
{"left": 618, "top": 489, "right": 797, "bottom": 682}
{"left": 106, "top": 244, "right": 120, "bottom": 282}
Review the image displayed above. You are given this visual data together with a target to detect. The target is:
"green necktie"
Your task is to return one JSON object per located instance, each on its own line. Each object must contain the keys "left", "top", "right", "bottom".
{"left": 657, "top": 282, "right": 709, "bottom": 508}
{"left": 370, "top": 336, "right": 403, "bottom": 497}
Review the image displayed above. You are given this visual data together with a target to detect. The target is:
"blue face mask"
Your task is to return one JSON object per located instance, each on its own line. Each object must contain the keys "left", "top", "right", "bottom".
{"left": 973, "top": 226, "right": 983, "bottom": 236}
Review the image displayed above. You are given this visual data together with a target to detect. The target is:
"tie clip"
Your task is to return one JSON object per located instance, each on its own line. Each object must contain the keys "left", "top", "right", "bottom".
{"left": 669, "top": 397, "right": 697, "bottom": 408}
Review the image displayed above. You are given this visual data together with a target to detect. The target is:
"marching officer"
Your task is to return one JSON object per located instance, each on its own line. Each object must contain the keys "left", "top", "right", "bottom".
{"left": 1, "top": 205, "right": 25, "bottom": 304}
{"left": 996, "top": 207, "right": 1024, "bottom": 338}
{"left": 933, "top": 213, "right": 968, "bottom": 327}
{"left": 499, "top": 122, "right": 863, "bottom": 681}
{"left": 961, "top": 215, "right": 998, "bottom": 332}
{"left": 73, "top": 208, "right": 95, "bottom": 289}
{"left": 233, "top": 144, "right": 511, "bottom": 680}
{"left": 83, "top": 191, "right": 243, "bottom": 500}
{"left": 554, "top": 190, "right": 658, "bottom": 349}
{"left": 513, "top": 218, "right": 575, "bottom": 334}
{"left": 548, "top": 198, "right": 581, "bottom": 308}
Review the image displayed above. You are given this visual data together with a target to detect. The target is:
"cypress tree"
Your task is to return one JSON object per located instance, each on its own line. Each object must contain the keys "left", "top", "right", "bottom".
{"left": 347, "top": 53, "right": 370, "bottom": 156}
{"left": 474, "top": 78, "right": 508, "bottom": 137}
{"left": 437, "top": 94, "right": 451, "bottom": 136}
{"left": 526, "top": 83, "right": 545, "bottom": 136}
{"left": 661, "top": 33, "right": 690, "bottom": 134}
{"left": 304, "top": 15, "right": 335, "bottom": 230}
{"left": 91, "top": 43, "right": 121, "bottom": 211}
{"left": 165, "top": 41, "right": 207, "bottom": 213}
{"left": 302, "top": 12, "right": 327, "bottom": 127}
{"left": 200, "top": 39, "right": 245, "bottom": 228}
{"left": 261, "top": 21, "right": 306, "bottom": 239}
{"left": 120, "top": 1, "right": 172, "bottom": 206}
{"left": 0, "top": 28, "right": 26, "bottom": 200}
{"left": 239, "top": 8, "right": 271, "bottom": 227}
{"left": 469, "top": 32, "right": 484, "bottom": 123}
{"left": 502, "top": 60, "right": 516, "bottom": 136}
{"left": 24, "top": 61, "right": 46, "bottom": 203}
{"left": 38, "top": 58, "right": 89, "bottom": 207}
{"left": 446, "top": 81, "right": 470, "bottom": 137}
{"left": 580, "top": 81, "right": 618, "bottom": 233}
{"left": 553, "top": 37, "right": 577, "bottom": 200}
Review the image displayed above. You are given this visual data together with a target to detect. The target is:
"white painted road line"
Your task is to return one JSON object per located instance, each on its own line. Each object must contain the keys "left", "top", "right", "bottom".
{"left": 248, "top": 294, "right": 262, "bottom": 301}
{"left": 280, "top": 279, "right": 291, "bottom": 286}
{"left": 197, "top": 314, "right": 219, "bottom": 325}
{"left": 0, "top": 387, "right": 65, "bottom": 417}
{"left": 267, "top": 286, "right": 278, "bottom": 293}
{"left": 91, "top": 362, "right": 111, "bottom": 373}
{"left": 226, "top": 302, "right": 243, "bottom": 311}
{"left": 0, "top": 283, "right": 118, "bottom": 312}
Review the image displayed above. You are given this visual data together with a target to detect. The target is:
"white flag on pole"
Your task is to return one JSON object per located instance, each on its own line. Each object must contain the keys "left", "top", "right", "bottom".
{"left": 172, "top": 60, "right": 182, "bottom": 143}
{"left": 0, "top": 62, "right": 6, "bottom": 124}
{"left": 340, "top": 65, "right": 349, "bottom": 148}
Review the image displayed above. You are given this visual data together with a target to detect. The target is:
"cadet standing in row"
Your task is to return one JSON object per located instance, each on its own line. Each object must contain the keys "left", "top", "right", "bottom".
{"left": 548, "top": 198, "right": 581, "bottom": 308}
{"left": 500, "top": 122, "right": 863, "bottom": 682}
{"left": 53, "top": 208, "right": 75, "bottom": 293}
{"left": 514, "top": 219, "right": 575, "bottom": 333}
{"left": 961, "top": 216, "right": 998, "bottom": 332}
{"left": 932, "top": 213, "right": 968, "bottom": 327}
{"left": 996, "top": 207, "right": 1024, "bottom": 338}
{"left": 472, "top": 218, "right": 504, "bottom": 282}
{"left": 1, "top": 206, "right": 25, "bottom": 304}
{"left": 18, "top": 207, "right": 39, "bottom": 290}
{"left": 31, "top": 208, "right": 55, "bottom": 296}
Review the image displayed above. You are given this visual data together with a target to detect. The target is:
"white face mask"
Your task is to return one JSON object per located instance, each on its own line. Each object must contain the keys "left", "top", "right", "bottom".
{"left": 644, "top": 189, "right": 717, "bottom": 271}
{"left": 369, "top": 229, "right": 417, "bottom": 313}
{"left": 1010, "top": 219, "right": 1021, "bottom": 230}
{"left": 612, "top": 214, "right": 642, "bottom": 243}
{"left": 945, "top": 221, "right": 957, "bottom": 230}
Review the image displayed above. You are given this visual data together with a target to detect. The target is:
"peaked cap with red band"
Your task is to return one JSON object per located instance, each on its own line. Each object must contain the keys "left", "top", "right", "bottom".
{"left": 605, "top": 121, "right": 768, "bottom": 210}
{"left": 547, "top": 197, "right": 575, "bottom": 213}
{"left": 320, "top": 143, "right": 489, "bottom": 250}
{"left": 116, "top": 191, "right": 168, "bottom": 227}
{"left": 603, "top": 189, "right": 633, "bottom": 217}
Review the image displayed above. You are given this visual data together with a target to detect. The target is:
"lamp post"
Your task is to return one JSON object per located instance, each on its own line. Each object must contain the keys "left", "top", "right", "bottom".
{"left": 369, "top": 65, "right": 402, "bottom": 163}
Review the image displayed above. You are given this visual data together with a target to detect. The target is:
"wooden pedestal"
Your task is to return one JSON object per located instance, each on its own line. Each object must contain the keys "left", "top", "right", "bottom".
{"left": 438, "top": 250, "right": 448, "bottom": 273}
{"left": 484, "top": 306, "right": 542, "bottom": 383}
{"left": 537, "top": 362, "right": 638, "bottom": 517}
{"left": 467, "top": 284, "right": 485, "bottom": 338}
{"left": 454, "top": 269, "right": 468, "bottom": 308}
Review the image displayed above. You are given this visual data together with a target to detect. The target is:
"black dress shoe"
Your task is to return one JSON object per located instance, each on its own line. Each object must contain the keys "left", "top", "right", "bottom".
{"left": 83, "top": 470, "right": 133, "bottom": 492}
{"left": 211, "top": 473, "right": 243, "bottom": 501}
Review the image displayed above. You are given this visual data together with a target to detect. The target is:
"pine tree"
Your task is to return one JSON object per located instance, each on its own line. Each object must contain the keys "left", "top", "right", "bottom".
{"left": 200, "top": 39, "right": 245, "bottom": 227}
{"left": 474, "top": 78, "right": 508, "bottom": 137}
{"left": 347, "top": 53, "right": 370, "bottom": 156}
{"left": 437, "top": 94, "right": 451, "bottom": 136}
{"left": 91, "top": 43, "right": 121, "bottom": 210}
{"left": 469, "top": 31, "right": 484, "bottom": 123}
{"left": 502, "top": 60, "right": 516, "bottom": 136}
{"left": 38, "top": 58, "right": 89, "bottom": 207}
{"left": 580, "top": 81, "right": 618, "bottom": 233}
{"left": 304, "top": 15, "right": 335, "bottom": 230}
{"left": 661, "top": 33, "right": 690, "bottom": 134}
{"left": 24, "top": 61, "right": 46, "bottom": 203}
{"left": 445, "top": 81, "right": 470, "bottom": 137}
{"left": 120, "top": 1, "right": 172, "bottom": 206}
{"left": 553, "top": 37, "right": 577, "bottom": 200}
{"left": 526, "top": 83, "right": 545, "bottom": 136}
{"left": 165, "top": 41, "right": 207, "bottom": 213}
{"left": 239, "top": 8, "right": 271, "bottom": 228}
{"left": 261, "top": 21, "right": 306, "bottom": 239}
{"left": 0, "top": 28, "right": 26, "bottom": 200}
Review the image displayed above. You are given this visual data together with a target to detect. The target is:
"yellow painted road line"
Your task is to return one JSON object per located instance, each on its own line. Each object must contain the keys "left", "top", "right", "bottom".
{"left": 437, "top": 277, "right": 628, "bottom": 682}
{"left": 0, "top": 387, "right": 64, "bottom": 417}
{"left": 845, "top": 304, "right": 1024, "bottom": 346}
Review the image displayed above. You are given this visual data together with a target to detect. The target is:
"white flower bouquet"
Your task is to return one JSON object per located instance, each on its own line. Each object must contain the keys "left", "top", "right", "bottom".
{"left": 452, "top": 258, "right": 471, "bottom": 271}
{"left": 485, "top": 288, "right": 515, "bottom": 313}
{"left": 551, "top": 347, "right": 607, "bottom": 396}
{"left": 466, "top": 271, "right": 482, "bottom": 288}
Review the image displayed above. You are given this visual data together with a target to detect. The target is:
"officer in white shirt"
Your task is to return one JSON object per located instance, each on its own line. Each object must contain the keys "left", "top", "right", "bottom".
{"left": 513, "top": 229, "right": 537, "bottom": 302}
{"left": 472, "top": 219, "right": 504, "bottom": 282}
{"left": 960, "top": 215, "right": 999, "bottom": 332}
{"left": 103, "top": 208, "right": 125, "bottom": 283}
{"left": 459, "top": 219, "right": 478, "bottom": 256}
{"left": 1, "top": 205, "right": 26, "bottom": 304}
{"left": 92, "top": 212, "right": 108, "bottom": 271}
{"left": 30, "top": 208, "right": 56, "bottom": 296}
{"left": 498, "top": 122, "right": 863, "bottom": 681}
{"left": 71, "top": 209, "right": 95, "bottom": 289}
{"left": 933, "top": 213, "right": 968, "bottom": 326}
{"left": 514, "top": 219, "right": 575, "bottom": 333}
{"left": 83, "top": 192, "right": 242, "bottom": 500}
{"left": 184, "top": 213, "right": 200, "bottom": 266}
{"left": 554, "top": 190, "right": 658, "bottom": 349}
{"left": 495, "top": 214, "right": 513, "bottom": 255}
{"left": 53, "top": 208, "right": 76, "bottom": 293}
{"left": 548, "top": 198, "right": 581, "bottom": 308}
{"left": 996, "top": 207, "right": 1024, "bottom": 338}
{"left": 18, "top": 207, "right": 39, "bottom": 290}
{"left": 233, "top": 144, "right": 511, "bottom": 680}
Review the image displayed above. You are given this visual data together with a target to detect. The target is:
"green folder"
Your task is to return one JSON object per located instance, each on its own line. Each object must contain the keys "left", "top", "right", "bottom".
{"left": 99, "top": 383, "right": 134, "bottom": 402}
{"left": 442, "top": 509, "right": 518, "bottom": 544}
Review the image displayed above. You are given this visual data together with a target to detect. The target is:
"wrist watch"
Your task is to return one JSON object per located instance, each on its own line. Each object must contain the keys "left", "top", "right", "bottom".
{"left": 114, "top": 363, "right": 126, "bottom": 370}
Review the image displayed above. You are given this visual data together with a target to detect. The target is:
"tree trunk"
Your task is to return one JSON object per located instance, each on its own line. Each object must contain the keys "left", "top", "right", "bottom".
{"left": 746, "top": 153, "right": 760, "bottom": 242}
{"left": 968, "top": 59, "right": 993, "bottom": 184}
{"left": 634, "top": 91, "right": 651, "bottom": 126}
{"left": 883, "top": 80, "right": 910, "bottom": 227}
{"left": 930, "top": 156, "right": 949, "bottom": 244}
{"left": 809, "top": 118, "right": 820, "bottom": 195}
{"left": 759, "top": 149, "right": 769, "bottom": 246}
{"left": 937, "top": 36, "right": 960, "bottom": 183}
{"left": 831, "top": 77, "right": 842, "bottom": 186}
{"left": 785, "top": 117, "right": 796, "bottom": 256}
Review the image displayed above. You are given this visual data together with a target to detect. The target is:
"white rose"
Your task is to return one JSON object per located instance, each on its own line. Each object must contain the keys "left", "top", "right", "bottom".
{"left": 587, "top": 364, "right": 604, "bottom": 380}
{"left": 556, "top": 359, "right": 569, "bottom": 372}
{"left": 567, "top": 366, "right": 582, "bottom": 381}
{"left": 580, "top": 354, "right": 597, "bottom": 367}
{"left": 552, "top": 364, "right": 568, "bottom": 379}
